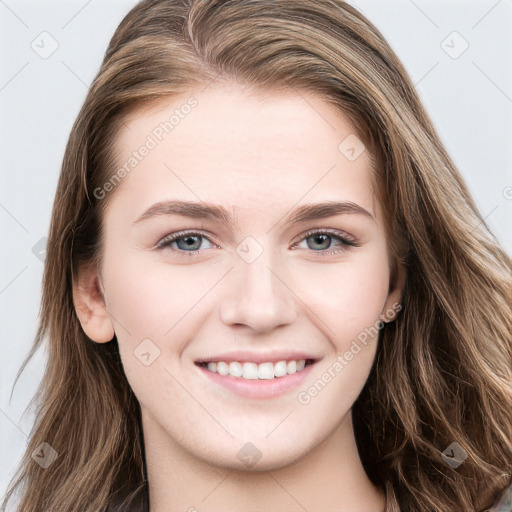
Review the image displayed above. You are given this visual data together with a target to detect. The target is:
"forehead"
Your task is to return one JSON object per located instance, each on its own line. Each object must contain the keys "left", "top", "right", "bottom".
{"left": 108, "top": 84, "right": 379, "bottom": 224}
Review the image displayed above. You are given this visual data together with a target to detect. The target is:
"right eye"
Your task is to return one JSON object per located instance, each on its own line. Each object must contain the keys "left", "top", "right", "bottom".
{"left": 155, "top": 231, "right": 217, "bottom": 256}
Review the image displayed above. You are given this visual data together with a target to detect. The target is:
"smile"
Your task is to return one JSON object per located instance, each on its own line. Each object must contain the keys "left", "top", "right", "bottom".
{"left": 195, "top": 357, "right": 318, "bottom": 399}
{"left": 196, "top": 359, "right": 314, "bottom": 380}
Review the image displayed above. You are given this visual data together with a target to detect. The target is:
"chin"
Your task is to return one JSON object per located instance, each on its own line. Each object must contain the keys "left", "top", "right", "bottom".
{"left": 195, "top": 438, "right": 314, "bottom": 473}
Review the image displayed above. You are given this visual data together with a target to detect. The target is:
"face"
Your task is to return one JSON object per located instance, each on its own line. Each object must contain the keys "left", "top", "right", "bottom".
{"left": 78, "top": 83, "right": 403, "bottom": 471}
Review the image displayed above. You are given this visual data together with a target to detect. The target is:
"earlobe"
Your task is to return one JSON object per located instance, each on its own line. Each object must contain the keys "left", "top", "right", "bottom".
{"left": 72, "top": 264, "right": 115, "bottom": 343}
{"left": 381, "top": 259, "right": 406, "bottom": 323}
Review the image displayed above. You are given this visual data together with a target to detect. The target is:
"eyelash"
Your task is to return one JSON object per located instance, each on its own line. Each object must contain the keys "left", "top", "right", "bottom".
{"left": 155, "top": 229, "right": 359, "bottom": 257}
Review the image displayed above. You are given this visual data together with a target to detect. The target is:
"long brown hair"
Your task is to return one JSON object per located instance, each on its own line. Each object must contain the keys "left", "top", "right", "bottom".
{"left": 3, "top": 1, "right": 511, "bottom": 510}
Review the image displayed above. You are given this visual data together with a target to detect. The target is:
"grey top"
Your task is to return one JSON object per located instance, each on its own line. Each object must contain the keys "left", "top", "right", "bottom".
{"left": 487, "top": 483, "right": 512, "bottom": 512}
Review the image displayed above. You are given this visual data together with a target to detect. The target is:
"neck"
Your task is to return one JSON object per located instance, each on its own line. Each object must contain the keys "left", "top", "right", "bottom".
{"left": 143, "top": 410, "right": 386, "bottom": 512}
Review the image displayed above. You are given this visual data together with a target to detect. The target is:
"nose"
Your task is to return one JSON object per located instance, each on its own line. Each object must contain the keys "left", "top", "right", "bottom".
{"left": 219, "top": 251, "right": 298, "bottom": 333}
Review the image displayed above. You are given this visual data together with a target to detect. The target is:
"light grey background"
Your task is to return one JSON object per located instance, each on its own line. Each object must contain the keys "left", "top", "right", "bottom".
{"left": 1, "top": 0, "right": 511, "bottom": 503}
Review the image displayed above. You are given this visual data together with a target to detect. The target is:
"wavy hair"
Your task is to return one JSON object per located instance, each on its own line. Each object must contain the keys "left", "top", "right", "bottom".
{"left": 2, "top": 1, "right": 511, "bottom": 510}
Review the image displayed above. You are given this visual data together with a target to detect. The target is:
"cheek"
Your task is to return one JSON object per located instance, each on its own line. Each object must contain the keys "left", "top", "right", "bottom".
{"left": 103, "top": 246, "right": 203, "bottom": 332}
{"left": 101, "top": 251, "right": 224, "bottom": 375}
{"left": 293, "top": 250, "right": 390, "bottom": 344}
{"left": 106, "top": 269, "right": 170, "bottom": 338}
{"left": 295, "top": 253, "right": 389, "bottom": 412}
{"left": 100, "top": 254, "right": 203, "bottom": 405}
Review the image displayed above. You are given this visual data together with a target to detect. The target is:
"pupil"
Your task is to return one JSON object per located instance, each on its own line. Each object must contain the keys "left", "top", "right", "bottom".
{"left": 178, "top": 236, "right": 200, "bottom": 250}
{"left": 310, "top": 234, "right": 330, "bottom": 250}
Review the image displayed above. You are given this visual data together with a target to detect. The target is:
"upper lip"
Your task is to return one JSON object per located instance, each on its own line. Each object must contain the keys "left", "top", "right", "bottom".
{"left": 194, "top": 350, "right": 322, "bottom": 365}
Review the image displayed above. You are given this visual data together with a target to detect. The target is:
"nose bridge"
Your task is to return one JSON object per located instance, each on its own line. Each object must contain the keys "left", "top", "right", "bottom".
{"left": 219, "top": 236, "right": 297, "bottom": 332}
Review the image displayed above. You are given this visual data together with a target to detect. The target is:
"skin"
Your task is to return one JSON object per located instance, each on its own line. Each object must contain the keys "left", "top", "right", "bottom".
{"left": 74, "top": 83, "right": 405, "bottom": 512}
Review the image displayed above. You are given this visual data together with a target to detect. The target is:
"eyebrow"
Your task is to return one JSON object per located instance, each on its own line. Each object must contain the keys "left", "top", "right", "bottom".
{"left": 133, "top": 199, "right": 375, "bottom": 228}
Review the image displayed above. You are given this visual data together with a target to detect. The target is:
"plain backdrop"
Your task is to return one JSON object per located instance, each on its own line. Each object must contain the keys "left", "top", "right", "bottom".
{"left": 1, "top": 0, "right": 511, "bottom": 503}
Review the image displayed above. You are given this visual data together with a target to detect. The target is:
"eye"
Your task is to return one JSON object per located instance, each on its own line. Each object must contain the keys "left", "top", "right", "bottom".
{"left": 293, "top": 229, "right": 359, "bottom": 256}
{"left": 155, "top": 231, "right": 216, "bottom": 255}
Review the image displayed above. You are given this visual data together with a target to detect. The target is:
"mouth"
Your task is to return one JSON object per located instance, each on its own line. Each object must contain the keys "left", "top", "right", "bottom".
{"left": 194, "top": 354, "right": 319, "bottom": 399}
{"left": 194, "top": 358, "right": 316, "bottom": 380}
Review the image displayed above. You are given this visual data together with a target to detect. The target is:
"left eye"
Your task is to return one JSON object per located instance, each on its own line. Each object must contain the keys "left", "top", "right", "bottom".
{"left": 294, "top": 230, "right": 357, "bottom": 255}
{"left": 156, "top": 232, "right": 215, "bottom": 253}
{"left": 155, "top": 229, "right": 358, "bottom": 256}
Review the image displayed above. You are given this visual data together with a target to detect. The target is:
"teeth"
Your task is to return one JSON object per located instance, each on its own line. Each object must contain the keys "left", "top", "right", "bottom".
{"left": 273, "top": 360, "right": 287, "bottom": 377}
{"left": 242, "top": 362, "right": 258, "bottom": 379}
{"left": 217, "top": 361, "right": 229, "bottom": 376}
{"left": 201, "top": 359, "right": 309, "bottom": 379}
{"left": 258, "top": 362, "right": 274, "bottom": 379}
{"left": 228, "top": 361, "right": 243, "bottom": 377}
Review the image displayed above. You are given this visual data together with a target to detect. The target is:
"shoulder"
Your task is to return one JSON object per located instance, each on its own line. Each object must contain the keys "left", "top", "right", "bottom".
{"left": 486, "top": 483, "right": 512, "bottom": 512}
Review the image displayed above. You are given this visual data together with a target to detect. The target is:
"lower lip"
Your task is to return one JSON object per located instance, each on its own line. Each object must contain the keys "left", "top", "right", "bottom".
{"left": 196, "top": 362, "right": 316, "bottom": 399}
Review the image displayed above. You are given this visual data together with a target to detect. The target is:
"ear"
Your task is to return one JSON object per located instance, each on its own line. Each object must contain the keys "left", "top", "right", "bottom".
{"left": 380, "top": 258, "right": 406, "bottom": 322}
{"left": 72, "top": 262, "right": 115, "bottom": 343}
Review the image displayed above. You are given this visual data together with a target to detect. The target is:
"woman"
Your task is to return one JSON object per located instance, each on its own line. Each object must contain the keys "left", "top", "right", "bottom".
{"left": 2, "top": 0, "right": 511, "bottom": 511}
